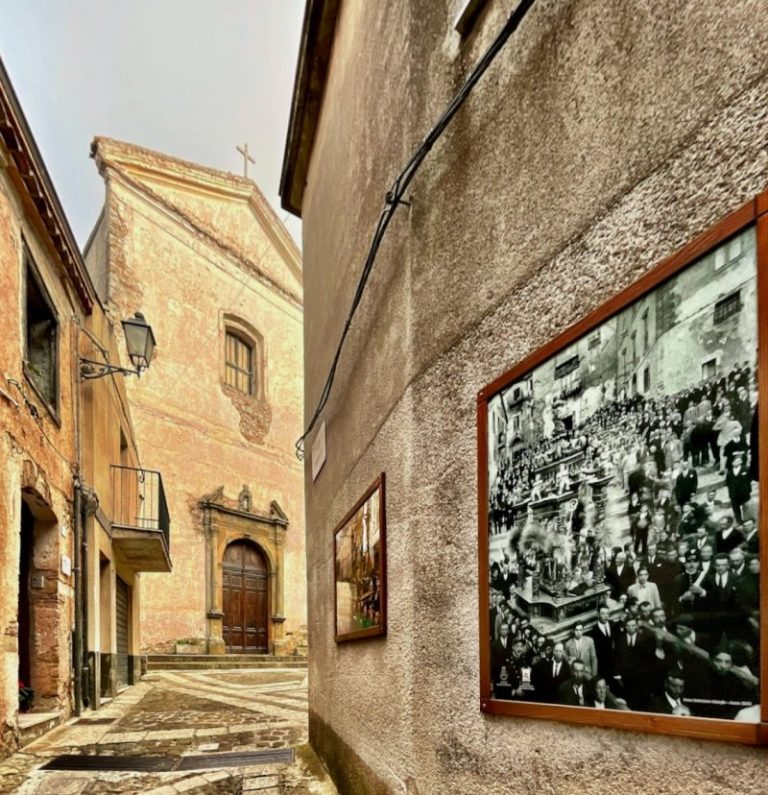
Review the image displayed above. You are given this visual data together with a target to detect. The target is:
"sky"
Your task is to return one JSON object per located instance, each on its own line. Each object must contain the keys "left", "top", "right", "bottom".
{"left": 0, "top": 0, "right": 304, "bottom": 248}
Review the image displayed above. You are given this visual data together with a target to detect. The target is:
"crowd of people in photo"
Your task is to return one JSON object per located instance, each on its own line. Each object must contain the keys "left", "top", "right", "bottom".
{"left": 488, "top": 361, "right": 760, "bottom": 720}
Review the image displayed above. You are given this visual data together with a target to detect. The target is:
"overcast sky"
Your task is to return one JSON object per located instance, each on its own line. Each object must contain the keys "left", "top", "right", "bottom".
{"left": 0, "top": 0, "right": 304, "bottom": 248}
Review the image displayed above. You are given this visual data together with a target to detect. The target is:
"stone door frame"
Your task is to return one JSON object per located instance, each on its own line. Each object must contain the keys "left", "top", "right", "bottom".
{"left": 200, "top": 488, "right": 288, "bottom": 655}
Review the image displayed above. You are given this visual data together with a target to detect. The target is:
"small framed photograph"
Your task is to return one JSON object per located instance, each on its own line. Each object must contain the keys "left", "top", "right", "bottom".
{"left": 334, "top": 474, "right": 387, "bottom": 642}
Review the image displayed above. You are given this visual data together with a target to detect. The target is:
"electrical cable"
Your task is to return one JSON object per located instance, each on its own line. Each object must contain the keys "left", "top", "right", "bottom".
{"left": 295, "top": 0, "right": 537, "bottom": 459}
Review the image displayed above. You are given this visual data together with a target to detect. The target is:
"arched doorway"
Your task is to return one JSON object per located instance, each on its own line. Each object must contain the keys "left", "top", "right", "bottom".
{"left": 222, "top": 540, "right": 269, "bottom": 653}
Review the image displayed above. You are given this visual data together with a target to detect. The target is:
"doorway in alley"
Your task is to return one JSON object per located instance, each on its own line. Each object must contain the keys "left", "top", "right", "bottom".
{"left": 18, "top": 501, "right": 34, "bottom": 702}
{"left": 222, "top": 540, "right": 268, "bottom": 653}
{"left": 115, "top": 576, "right": 130, "bottom": 687}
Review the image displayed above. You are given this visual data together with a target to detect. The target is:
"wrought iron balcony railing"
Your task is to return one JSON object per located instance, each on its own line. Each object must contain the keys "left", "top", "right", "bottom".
{"left": 110, "top": 465, "right": 170, "bottom": 553}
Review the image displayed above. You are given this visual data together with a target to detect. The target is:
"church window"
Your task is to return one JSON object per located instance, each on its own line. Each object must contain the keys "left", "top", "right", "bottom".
{"left": 24, "top": 248, "right": 58, "bottom": 410}
{"left": 225, "top": 331, "right": 254, "bottom": 395}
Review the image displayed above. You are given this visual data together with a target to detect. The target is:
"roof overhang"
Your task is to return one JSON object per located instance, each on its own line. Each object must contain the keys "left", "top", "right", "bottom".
{"left": 0, "top": 56, "right": 95, "bottom": 313}
{"left": 279, "top": 0, "right": 341, "bottom": 218}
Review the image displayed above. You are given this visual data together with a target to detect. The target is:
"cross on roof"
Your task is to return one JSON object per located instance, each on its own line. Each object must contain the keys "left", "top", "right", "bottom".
{"left": 236, "top": 142, "right": 255, "bottom": 178}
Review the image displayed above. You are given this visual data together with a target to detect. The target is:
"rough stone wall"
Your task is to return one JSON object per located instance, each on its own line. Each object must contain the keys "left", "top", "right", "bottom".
{"left": 301, "top": 1, "right": 768, "bottom": 793}
{"left": 0, "top": 164, "right": 78, "bottom": 756}
{"left": 87, "top": 156, "right": 306, "bottom": 651}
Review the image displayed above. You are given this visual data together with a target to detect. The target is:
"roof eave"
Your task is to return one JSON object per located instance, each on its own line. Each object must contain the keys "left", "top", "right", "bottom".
{"left": 279, "top": 0, "right": 342, "bottom": 218}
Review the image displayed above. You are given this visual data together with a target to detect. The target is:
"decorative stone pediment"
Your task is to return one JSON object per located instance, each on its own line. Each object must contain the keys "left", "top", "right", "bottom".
{"left": 199, "top": 485, "right": 289, "bottom": 655}
{"left": 199, "top": 485, "right": 289, "bottom": 529}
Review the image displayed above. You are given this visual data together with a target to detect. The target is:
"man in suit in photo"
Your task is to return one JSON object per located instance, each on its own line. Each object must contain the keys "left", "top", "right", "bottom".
{"left": 688, "top": 524, "right": 711, "bottom": 557}
{"left": 605, "top": 550, "right": 635, "bottom": 601}
{"left": 674, "top": 459, "right": 698, "bottom": 508}
{"left": 674, "top": 552, "right": 707, "bottom": 616}
{"left": 715, "top": 515, "right": 745, "bottom": 555}
{"left": 565, "top": 621, "right": 598, "bottom": 677}
{"left": 695, "top": 543, "right": 715, "bottom": 582}
{"left": 726, "top": 451, "right": 752, "bottom": 525}
{"left": 533, "top": 641, "right": 571, "bottom": 703}
{"left": 702, "top": 554, "right": 737, "bottom": 608}
{"left": 640, "top": 542, "right": 665, "bottom": 580}
{"left": 729, "top": 546, "right": 747, "bottom": 584}
{"left": 699, "top": 554, "right": 738, "bottom": 649}
{"left": 491, "top": 622, "right": 514, "bottom": 678}
{"left": 590, "top": 605, "right": 617, "bottom": 681}
{"left": 742, "top": 517, "right": 758, "bottom": 555}
{"left": 557, "top": 659, "right": 589, "bottom": 707}
{"left": 648, "top": 672, "right": 690, "bottom": 716}
{"left": 656, "top": 545, "right": 684, "bottom": 608}
{"left": 615, "top": 616, "right": 655, "bottom": 710}
{"left": 588, "top": 676, "right": 627, "bottom": 710}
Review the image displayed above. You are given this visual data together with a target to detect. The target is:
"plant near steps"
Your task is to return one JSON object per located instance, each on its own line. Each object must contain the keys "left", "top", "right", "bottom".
{"left": 18, "top": 681, "right": 34, "bottom": 713}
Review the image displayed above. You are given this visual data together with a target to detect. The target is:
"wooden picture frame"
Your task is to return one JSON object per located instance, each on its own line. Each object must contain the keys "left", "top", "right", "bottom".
{"left": 477, "top": 189, "right": 768, "bottom": 744}
{"left": 334, "top": 473, "right": 387, "bottom": 643}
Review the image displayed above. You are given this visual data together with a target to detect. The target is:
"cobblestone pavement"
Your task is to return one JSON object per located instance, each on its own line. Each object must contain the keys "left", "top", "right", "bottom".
{"left": 0, "top": 669, "right": 337, "bottom": 795}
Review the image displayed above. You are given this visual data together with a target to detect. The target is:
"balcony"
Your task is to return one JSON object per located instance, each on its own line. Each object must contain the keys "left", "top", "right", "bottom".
{"left": 111, "top": 465, "right": 171, "bottom": 572}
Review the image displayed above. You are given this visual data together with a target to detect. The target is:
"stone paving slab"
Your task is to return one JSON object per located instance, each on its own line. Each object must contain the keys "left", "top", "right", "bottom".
{"left": 0, "top": 669, "right": 335, "bottom": 794}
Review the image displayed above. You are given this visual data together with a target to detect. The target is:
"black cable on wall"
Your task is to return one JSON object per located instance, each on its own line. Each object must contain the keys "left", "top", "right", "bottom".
{"left": 296, "top": 0, "right": 537, "bottom": 459}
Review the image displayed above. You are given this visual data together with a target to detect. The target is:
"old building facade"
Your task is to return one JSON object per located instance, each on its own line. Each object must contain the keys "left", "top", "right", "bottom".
{"left": 86, "top": 139, "right": 306, "bottom": 656}
{"left": 0, "top": 59, "right": 170, "bottom": 758}
{"left": 282, "top": 1, "right": 768, "bottom": 793}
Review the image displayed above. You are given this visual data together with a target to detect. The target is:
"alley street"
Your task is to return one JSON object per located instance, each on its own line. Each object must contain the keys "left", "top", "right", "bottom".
{"left": 0, "top": 669, "right": 336, "bottom": 795}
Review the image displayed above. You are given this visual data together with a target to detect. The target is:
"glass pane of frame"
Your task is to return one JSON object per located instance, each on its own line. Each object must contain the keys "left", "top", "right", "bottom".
{"left": 485, "top": 225, "right": 759, "bottom": 723}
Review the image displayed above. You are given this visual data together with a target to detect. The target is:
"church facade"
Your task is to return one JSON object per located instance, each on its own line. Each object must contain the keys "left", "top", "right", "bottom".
{"left": 86, "top": 138, "right": 306, "bottom": 656}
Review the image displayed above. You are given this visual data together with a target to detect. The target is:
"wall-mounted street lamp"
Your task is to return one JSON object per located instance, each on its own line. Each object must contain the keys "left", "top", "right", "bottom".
{"left": 80, "top": 313, "right": 156, "bottom": 381}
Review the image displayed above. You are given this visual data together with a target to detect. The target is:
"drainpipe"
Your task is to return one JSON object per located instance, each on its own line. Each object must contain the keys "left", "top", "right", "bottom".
{"left": 72, "top": 319, "right": 90, "bottom": 713}
{"left": 80, "top": 486, "right": 90, "bottom": 709}
{"left": 73, "top": 481, "right": 83, "bottom": 716}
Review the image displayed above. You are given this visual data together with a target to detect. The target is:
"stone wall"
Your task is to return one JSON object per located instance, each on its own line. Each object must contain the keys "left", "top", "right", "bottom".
{"left": 0, "top": 162, "right": 79, "bottom": 756}
{"left": 299, "top": 1, "right": 768, "bottom": 792}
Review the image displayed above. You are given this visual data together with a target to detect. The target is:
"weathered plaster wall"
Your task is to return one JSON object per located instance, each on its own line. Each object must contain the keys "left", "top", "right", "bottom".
{"left": 0, "top": 163, "right": 78, "bottom": 755}
{"left": 301, "top": 1, "right": 768, "bottom": 792}
{"left": 86, "top": 153, "right": 306, "bottom": 651}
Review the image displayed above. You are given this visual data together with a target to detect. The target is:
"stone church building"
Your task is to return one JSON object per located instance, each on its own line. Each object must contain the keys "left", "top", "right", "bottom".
{"left": 86, "top": 138, "right": 306, "bottom": 656}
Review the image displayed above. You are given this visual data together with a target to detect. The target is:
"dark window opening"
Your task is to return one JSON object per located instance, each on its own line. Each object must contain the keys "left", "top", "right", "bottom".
{"left": 25, "top": 255, "right": 58, "bottom": 407}
{"left": 554, "top": 356, "right": 579, "bottom": 380}
{"left": 702, "top": 358, "right": 717, "bottom": 381}
{"left": 713, "top": 291, "right": 741, "bottom": 324}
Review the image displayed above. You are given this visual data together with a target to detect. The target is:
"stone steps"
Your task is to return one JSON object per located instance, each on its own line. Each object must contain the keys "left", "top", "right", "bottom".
{"left": 18, "top": 711, "right": 61, "bottom": 747}
{"left": 145, "top": 654, "right": 308, "bottom": 672}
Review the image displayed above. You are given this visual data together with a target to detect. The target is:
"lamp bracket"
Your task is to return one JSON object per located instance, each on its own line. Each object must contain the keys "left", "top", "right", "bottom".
{"left": 79, "top": 358, "right": 142, "bottom": 381}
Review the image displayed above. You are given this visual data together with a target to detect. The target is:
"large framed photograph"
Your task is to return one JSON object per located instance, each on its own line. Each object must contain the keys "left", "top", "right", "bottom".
{"left": 478, "top": 193, "right": 768, "bottom": 743}
{"left": 334, "top": 474, "right": 387, "bottom": 642}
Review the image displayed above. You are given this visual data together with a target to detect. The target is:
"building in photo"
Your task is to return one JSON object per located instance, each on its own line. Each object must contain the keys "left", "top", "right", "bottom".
{"left": 86, "top": 139, "right": 306, "bottom": 658}
{"left": 281, "top": 1, "right": 768, "bottom": 792}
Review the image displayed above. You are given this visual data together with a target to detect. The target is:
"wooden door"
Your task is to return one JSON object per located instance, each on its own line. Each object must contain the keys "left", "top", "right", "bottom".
{"left": 222, "top": 541, "right": 269, "bottom": 653}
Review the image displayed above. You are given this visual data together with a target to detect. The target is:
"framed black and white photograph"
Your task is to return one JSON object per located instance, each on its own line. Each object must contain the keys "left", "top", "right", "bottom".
{"left": 478, "top": 197, "right": 768, "bottom": 741}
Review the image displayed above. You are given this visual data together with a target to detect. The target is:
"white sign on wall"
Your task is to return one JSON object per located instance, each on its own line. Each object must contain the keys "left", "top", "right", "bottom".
{"left": 311, "top": 419, "right": 327, "bottom": 482}
{"left": 60, "top": 555, "right": 72, "bottom": 576}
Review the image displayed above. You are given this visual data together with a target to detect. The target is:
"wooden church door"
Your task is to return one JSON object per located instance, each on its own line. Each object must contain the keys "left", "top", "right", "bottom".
{"left": 222, "top": 540, "right": 269, "bottom": 653}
